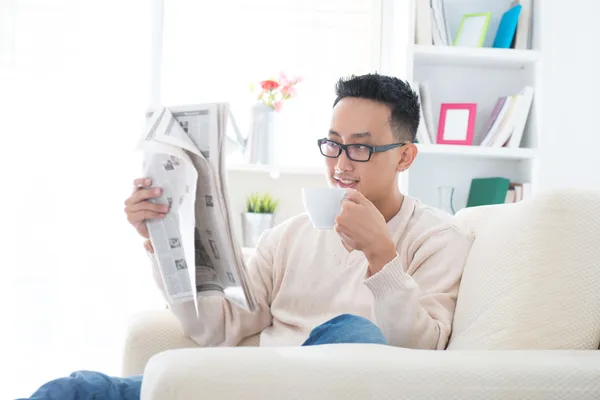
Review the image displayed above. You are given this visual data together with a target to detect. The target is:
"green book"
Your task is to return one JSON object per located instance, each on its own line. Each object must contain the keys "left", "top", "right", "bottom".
{"left": 466, "top": 177, "right": 511, "bottom": 207}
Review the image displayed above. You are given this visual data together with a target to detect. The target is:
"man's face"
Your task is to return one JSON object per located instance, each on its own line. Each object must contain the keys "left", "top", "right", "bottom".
{"left": 324, "top": 97, "right": 407, "bottom": 204}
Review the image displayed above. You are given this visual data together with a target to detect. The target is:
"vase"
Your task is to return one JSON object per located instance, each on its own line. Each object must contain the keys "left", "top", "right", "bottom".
{"left": 245, "top": 103, "right": 276, "bottom": 165}
{"left": 241, "top": 212, "right": 274, "bottom": 248}
{"left": 438, "top": 186, "right": 456, "bottom": 215}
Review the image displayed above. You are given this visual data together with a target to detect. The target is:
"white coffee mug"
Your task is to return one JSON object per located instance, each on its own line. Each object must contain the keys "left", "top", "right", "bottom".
{"left": 302, "top": 187, "right": 347, "bottom": 229}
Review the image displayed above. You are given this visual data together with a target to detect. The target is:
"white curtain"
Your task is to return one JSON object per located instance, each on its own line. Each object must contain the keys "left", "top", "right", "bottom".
{"left": 0, "top": 1, "right": 163, "bottom": 398}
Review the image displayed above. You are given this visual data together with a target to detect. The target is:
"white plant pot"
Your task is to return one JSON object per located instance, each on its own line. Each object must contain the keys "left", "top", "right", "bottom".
{"left": 241, "top": 212, "right": 274, "bottom": 248}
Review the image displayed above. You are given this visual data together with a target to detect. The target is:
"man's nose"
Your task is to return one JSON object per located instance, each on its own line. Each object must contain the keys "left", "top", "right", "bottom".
{"left": 335, "top": 149, "right": 354, "bottom": 171}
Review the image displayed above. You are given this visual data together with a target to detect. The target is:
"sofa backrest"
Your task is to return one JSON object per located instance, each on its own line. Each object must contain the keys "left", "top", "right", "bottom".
{"left": 448, "top": 189, "right": 600, "bottom": 350}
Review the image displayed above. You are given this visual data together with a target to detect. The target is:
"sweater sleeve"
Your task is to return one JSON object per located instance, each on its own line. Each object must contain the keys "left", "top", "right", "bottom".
{"left": 362, "top": 226, "right": 474, "bottom": 349}
{"left": 148, "top": 230, "right": 276, "bottom": 347}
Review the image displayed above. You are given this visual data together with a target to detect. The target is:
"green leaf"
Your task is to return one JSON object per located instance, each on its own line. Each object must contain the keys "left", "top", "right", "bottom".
{"left": 245, "top": 192, "right": 278, "bottom": 213}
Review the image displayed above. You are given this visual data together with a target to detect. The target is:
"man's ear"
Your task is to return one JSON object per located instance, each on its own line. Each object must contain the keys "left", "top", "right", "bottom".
{"left": 397, "top": 143, "right": 418, "bottom": 172}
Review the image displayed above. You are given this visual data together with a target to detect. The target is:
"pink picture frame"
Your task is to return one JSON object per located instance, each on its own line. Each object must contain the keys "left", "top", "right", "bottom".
{"left": 436, "top": 103, "right": 477, "bottom": 145}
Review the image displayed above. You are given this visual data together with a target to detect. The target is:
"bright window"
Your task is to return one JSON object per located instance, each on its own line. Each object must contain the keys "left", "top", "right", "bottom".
{"left": 160, "top": 0, "right": 383, "bottom": 168}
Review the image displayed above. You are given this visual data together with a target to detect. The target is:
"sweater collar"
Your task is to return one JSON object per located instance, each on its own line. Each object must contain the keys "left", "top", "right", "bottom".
{"left": 386, "top": 195, "right": 416, "bottom": 240}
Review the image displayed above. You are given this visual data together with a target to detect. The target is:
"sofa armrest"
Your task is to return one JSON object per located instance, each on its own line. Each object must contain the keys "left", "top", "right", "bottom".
{"left": 141, "top": 344, "right": 600, "bottom": 400}
{"left": 121, "top": 309, "right": 198, "bottom": 376}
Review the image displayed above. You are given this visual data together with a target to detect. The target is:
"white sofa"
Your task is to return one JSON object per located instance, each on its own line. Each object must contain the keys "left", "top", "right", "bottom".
{"left": 122, "top": 189, "right": 600, "bottom": 399}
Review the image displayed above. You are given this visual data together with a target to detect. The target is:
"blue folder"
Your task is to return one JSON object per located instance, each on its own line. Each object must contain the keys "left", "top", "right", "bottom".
{"left": 493, "top": 4, "right": 522, "bottom": 48}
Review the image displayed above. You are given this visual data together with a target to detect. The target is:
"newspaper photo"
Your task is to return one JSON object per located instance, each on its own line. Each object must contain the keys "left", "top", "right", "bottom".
{"left": 137, "top": 103, "right": 257, "bottom": 313}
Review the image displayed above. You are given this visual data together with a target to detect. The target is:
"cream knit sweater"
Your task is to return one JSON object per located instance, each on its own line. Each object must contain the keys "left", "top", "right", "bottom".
{"left": 149, "top": 195, "right": 474, "bottom": 350}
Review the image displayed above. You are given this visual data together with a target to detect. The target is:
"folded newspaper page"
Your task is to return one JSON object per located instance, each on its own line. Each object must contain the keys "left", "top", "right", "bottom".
{"left": 137, "top": 103, "right": 257, "bottom": 314}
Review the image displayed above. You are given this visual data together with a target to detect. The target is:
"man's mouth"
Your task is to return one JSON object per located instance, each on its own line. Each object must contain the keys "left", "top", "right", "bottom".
{"left": 334, "top": 177, "right": 359, "bottom": 188}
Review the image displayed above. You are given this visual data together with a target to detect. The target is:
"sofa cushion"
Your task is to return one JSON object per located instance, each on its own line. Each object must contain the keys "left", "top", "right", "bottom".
{"left": 448, "top": 189, "right": 600, "bottom": 350}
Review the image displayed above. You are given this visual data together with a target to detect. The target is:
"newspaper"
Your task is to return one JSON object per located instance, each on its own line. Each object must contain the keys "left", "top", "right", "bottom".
{"left": 137, "top": 103, "right": 257, "bottom": 313}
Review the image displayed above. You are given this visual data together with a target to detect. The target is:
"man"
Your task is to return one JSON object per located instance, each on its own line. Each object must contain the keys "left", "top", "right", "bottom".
{"left": 21, "top": 73, "right": 474, "bottom": 399}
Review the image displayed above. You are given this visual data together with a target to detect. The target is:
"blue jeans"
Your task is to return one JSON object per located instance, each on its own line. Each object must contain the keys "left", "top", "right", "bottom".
{"left": 19, "top": 314, "right": 386, "bottom": 400}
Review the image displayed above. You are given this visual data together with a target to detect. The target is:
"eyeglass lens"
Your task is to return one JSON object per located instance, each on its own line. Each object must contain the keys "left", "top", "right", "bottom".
{"left": 320, "top": 140, "right": 371, "bottom": 161}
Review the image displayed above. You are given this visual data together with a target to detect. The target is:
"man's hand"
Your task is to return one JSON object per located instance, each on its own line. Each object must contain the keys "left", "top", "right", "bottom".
{"left": 334, "top": 189, "right": 397, "bottom": 275}
{"left": 143, "top": 239, "right": 155, "bottom": 253}
{"left": 124, "top": 177, "right": 168, "bottom": 239}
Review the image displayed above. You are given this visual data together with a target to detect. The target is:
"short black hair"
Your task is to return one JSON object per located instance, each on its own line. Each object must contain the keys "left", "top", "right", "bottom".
{"left": 333, "top": 73, "right": 420, "bottom": 142}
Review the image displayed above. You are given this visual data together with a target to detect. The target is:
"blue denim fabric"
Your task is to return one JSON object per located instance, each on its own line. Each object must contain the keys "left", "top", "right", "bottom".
{"left": 18, "top": 371, "right": 143, "bottom": 400}
{"left": 301, "top": 313, "right": 387, "bottom": 346}
{"left": 19, "top": 314, "right": 385, "bottom": 400}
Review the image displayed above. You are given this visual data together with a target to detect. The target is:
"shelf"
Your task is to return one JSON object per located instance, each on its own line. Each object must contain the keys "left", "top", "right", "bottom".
{"left": 417, "top": 144, "right": 538, "bottom": 160}
{"left": 413, "top": 45, "right": 541, "bottom": 68}
{"left": 226, "top": 162, "right": 324, "bottom": 175}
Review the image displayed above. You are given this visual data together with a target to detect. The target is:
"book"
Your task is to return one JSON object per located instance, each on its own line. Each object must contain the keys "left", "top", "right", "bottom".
{"left": 505, "top": 181, "right": 532, "bottom": 202}
{"left": 415, "top": 0, "right": 433, "bottom": 45}
{"left": 477, "top": 96, "right": 507, "bottom": 145}
{"left": 511, "top": 0, "right": 532, "bottom": 49}
{"left": 466, "top": 177, "right": 511, "bottom": 207}
{"left": 409, "top": 80, "right": 432, "bottom": 144}
{"left": 506, "top": 86, "right": 534, "bottom": 148}
{"left": 480, "top": 96, "right": 515, "bottom": 147}
{"left": 493, "top": 4, "right": 522, "bottom": 49}
{"left": 419, "top": 82, "right": 436, "bottom": 143}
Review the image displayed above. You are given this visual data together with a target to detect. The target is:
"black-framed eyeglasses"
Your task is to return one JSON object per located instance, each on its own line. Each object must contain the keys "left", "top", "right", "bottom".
{"left": 317, "top": 138, "right": 408, "bottom": 162}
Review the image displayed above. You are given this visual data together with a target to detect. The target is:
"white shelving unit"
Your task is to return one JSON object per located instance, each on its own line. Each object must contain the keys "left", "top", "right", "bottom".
{"left": 400, "top": 0, "right": 542, "bottom": 211}
{"left": 417, "top": 143, "right": 538, "bottom": 160}
{"left": 413, "top": 45, "right": 540, "bottom": 68}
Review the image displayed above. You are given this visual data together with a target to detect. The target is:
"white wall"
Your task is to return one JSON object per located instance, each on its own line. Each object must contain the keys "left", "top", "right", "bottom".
{"left": 538, "top": 0, "right": 600, "bottom": 190}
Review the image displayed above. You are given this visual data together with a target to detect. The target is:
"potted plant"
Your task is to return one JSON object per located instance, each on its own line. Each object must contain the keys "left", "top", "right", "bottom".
{"left": 242, "top": 192, "right": 279, "bottom": 247}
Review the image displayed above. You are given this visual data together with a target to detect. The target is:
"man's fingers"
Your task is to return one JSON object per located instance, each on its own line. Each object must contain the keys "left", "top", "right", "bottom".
{"left": 133, "top": 177, "right": 152, "bottom": 188}
{"left": 337, "top": 230, "right": 354, "bottom": 252}
{"left": 336, "top": 201, "right": 359, "bottom": 227}
{"left": 344, "top": 189, "right": 378, "bottom": 212}
{"left": 126, "top": 210, "right": 166, "bottom": 225}
{"left": 125, "top": 200, "right": 169, "bottom": 214}
{"left": 343, "top": 188, "right": 368, "bottom": 205}
{"left": 334, "top": 224, "right": 353, "bottom": 245}
{"left": 143, "top": 239, "right": 154, "bottom": 253}
{"left": 334, "top": 218, "right": 346, "bottom": 233}
{"left": 125, "top": 187, "right": 163, "bottom": 206}
{"left": 130, "top": 178, "right": 153, "bottom": 195}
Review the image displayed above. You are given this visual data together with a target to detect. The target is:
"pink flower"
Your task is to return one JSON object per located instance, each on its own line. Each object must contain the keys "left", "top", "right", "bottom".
{"left": 279, "top": 72, "right": 290, "bottom": 85}
{"left": 251, "top": 73, "right": 302, "bottom": 110}
{"left": 281, "top": 85, "right": 296, "bottom": 97}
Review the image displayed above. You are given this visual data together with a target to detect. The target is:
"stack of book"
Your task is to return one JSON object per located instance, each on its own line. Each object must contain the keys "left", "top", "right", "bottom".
{"left": 466, "top": 177, "right": 532, "bottom": 207}
{"left": 478, "top": 86, "right": 534, "bottom": 148}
